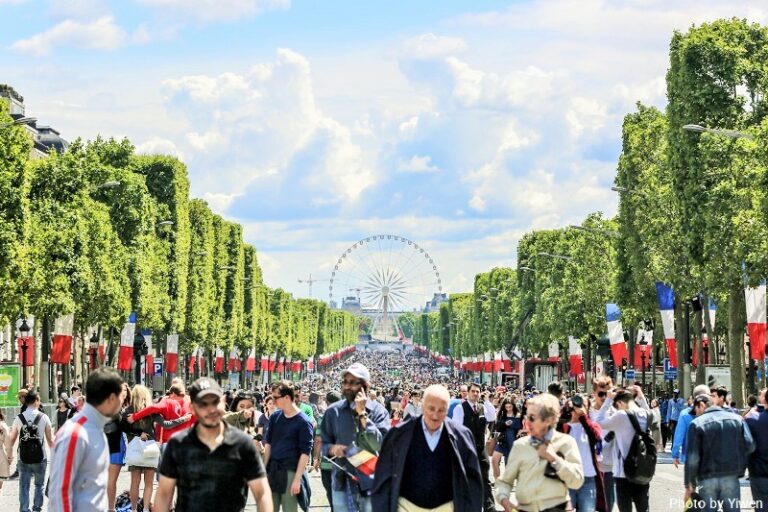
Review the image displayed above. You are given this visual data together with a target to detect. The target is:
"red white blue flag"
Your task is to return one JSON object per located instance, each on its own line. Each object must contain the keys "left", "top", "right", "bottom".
{"left": 166, "top": 334, "right": 179, "bottom": 373}
{"left": 51, "top": 314, "right": 74, "bottom": 365}
{"left": 655, "top": 282, "right": 677, "bottom": 367}
{"left": 606, "top": 304, "right": 628, "bottom": 364}
{"left": 746, "top": 283, "right": 766, "bottom": 361}
{"left": 117, "top": 312, "right": 137, "bottom": 371}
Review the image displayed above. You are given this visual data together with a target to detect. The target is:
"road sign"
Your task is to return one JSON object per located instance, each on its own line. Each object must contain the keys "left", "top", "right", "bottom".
{"left": 663, "top": 358, "right": 677, "bottom": 380}
{"left": 626, "top": 369, "right": 635, "bottom": 380}
{"left": 153, "top": 361, "right": 164, "bottom": 377}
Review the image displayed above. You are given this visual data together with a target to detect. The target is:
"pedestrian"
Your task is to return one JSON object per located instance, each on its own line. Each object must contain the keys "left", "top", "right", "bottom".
{"left": 121, "top": 384, "right": 159, "bottom": 512}
{"left": 153, "top": 377, "right": 272, "bottom": 512}
{"left": 671, "top": 384, "right": 710, "bottom": 468}
{"left": 68, "top": 385, "right": 82, "bottom": 409}
{"left": 224, "top": 390, "right": 261, "bottom": 438}
{"left": 746, "top": 388, "right": 768, "bottom": 511}
{"left": 590, "top": 376, "right": 616, "bottom": 512}
{"left": 320, "top": 362, "right": 390, "bottom": 512}
{"left": 372, "top": 384, "right": 484, "bottom": 511}
{"left": 48, "top": 367, "right": 127, "bottom": 512}
{"left": 451, "top": 381, "right": 497, "bottom": 512}
{"left": 685, "top": 394, "right": 755, "bottom": 512}
{"left": 491, "top": 397, "right": 522, "bottom": 479}
{"left": 667, "top": 389, "right": 686, "bottom": 442}
{"left": 7, "top": 390, "right": 54, "bottom": 512}
{"left": 263, "top": 380, "right": 314, "bottom": 512}
{"left": 496, "top": 393, "right": 584, "bottom": 512}
{"left": 105, "top": 382, "right": 131, "bottom": 511}
{"left": 55, "top": 396, "right": 75, "bottom": 433}
{"left": 0, "top": 409, "right": 10, "bottom": 491}
{"left": 564, "top": 395, "right": 605, "bottom": 512}
{"left": 401, "top": 390, "right": 422, "bottom": 421}
{"left": 313, "top": 391, "right": 342, "bottom": 512}
{"left": 659, "top": 395, "right": 669, "bottom": 450}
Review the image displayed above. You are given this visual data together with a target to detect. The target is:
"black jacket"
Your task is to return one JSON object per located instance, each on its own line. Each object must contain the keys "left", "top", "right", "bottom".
{"left": 372, "top": 416, "right": 484, "bottom": 512}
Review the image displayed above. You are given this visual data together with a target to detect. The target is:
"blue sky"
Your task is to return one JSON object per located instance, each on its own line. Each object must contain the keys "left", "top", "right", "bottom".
{"left": 2, "top": 0, "right": 766, "bottom": 304}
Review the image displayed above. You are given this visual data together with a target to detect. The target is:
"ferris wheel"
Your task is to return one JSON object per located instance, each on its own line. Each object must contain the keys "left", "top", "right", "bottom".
{"left": 329, "top": 235, "right": 443, "bottom": 341}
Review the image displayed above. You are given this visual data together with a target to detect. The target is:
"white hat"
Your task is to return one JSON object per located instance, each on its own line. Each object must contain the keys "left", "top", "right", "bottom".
{"left": 341, "top": 363, "right": 370, "bottom": 383}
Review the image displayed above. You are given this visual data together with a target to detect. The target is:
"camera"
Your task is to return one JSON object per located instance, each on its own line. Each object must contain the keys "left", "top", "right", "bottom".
{"left": 572, "top": 394, "right": 584, "bottom": 408}
{"left": 253, "top": 434, "right": 263, "bottom": 442}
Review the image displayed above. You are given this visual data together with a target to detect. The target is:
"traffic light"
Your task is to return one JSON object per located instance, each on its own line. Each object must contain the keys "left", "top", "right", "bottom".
{"left": 133, "top": 333, "right": 148, "bottom": 356}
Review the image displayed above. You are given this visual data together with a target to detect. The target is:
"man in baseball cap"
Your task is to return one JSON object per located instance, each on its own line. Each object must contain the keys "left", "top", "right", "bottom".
{"left": 155, "top": 376, "right": 273, "bottom": 512}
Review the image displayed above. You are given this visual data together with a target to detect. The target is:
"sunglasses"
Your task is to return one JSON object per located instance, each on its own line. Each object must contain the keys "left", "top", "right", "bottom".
{"left": 526, "top": 414, "right": 538, "bottom": 422}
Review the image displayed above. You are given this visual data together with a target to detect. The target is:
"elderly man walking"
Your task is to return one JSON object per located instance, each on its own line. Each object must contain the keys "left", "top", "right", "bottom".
{"left": 372, "top": 384, "right": 484, "bottom": 512}
{"left": 320, "top": 363, "right": 390, "bottom": 512}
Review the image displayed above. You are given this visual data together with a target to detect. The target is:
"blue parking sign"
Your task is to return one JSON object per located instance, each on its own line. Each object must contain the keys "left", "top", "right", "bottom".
{"left": 153, "top": 361, "right": 164, "bottom": 376}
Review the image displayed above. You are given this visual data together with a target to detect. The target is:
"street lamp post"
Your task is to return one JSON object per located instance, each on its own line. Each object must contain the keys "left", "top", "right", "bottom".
{"left": 18, "top": 318, "right": 31, "bottom": 388}
{"left": 682, "top": 124, "right": 753, "bottom": 140}
{"left": 0, "top": 117, "right": 36, "bottom": 130}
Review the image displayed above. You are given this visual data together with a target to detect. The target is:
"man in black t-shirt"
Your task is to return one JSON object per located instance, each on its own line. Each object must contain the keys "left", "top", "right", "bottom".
{"left": 154, "top": 378, "right": 272, "bottom": 512}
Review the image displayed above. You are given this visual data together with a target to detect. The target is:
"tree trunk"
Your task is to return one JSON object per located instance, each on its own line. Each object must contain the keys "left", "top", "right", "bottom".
{"left": 675, "top": 300, "right": 686, "bottom": 392}
{"left": 695, "top": 306, "right": 705, "bottom": 385}
{"left": 728, "top": 283, "right": 745, "bottom": 407}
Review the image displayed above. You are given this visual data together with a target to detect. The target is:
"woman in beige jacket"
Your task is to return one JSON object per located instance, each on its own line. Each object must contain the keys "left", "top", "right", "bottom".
{"left": 496, "top": 393, "right": 585, "bottom": 512}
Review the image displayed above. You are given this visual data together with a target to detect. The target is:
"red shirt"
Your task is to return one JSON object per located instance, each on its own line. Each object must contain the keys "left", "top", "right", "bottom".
{"left": 132, "top": 396, "right": 194, "bottom": 443}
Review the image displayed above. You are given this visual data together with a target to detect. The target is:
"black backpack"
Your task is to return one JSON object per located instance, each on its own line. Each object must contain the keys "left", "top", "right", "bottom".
{"left": 623, "top": 411, "right": 656, "bottom": 485}
{"left": 18, "top": 414, "right": 45, "bottom": 464}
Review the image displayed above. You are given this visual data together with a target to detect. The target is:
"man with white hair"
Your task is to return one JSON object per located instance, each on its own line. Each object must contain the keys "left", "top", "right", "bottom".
{"left": 373, "top": 385, "right": 483, "bottom": 512}
{"left": 672, "top": 384, "right": 710, "bottom": 468}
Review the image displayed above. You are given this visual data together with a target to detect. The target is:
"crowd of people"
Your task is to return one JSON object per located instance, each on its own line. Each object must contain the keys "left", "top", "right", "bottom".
{"left": 0, "top": 349, "right": 766, "bottom": 511}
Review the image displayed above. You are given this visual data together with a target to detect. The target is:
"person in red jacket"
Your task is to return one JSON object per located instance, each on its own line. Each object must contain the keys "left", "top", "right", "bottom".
{"left": 128, "top": 384, "right": 194, "bottom": 443}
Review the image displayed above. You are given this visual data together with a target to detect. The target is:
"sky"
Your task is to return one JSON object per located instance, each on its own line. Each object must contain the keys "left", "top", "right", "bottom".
{"left": 2, "top": 0, "right": 766, "bottom": 306}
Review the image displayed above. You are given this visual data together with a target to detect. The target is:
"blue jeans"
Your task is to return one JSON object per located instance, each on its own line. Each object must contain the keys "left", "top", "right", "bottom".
{"left": 697, "top": 476, "right": 741, "bottom": 512}
{"left": 331, "top": 489, "right": 372, "bottom": 512}
{"left": 569, "top": 476, "right": 597, "bottom": 512}
{"left": 18, "top": 460, "right": 46, "bottom": 512}
{"left": 750, "top": 476, "right": 768, "bottom": 512}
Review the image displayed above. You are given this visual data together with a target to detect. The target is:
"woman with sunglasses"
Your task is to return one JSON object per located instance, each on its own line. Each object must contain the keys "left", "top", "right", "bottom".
{"left": 492, "top": 397, "right": 522, "bottom": 479}
{"left": 496, "top": 393, "right": 584, "bottom": 512}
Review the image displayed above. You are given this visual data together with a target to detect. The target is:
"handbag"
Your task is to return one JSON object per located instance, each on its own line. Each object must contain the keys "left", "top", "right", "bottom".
{"left": 125, "top": 437, "right": 160, "bottom": 468}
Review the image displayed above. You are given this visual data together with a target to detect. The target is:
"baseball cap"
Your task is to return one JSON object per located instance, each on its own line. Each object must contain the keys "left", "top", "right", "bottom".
{"left": 341, "top": 363, "right": 370, "bottom": 383}
{"left": 188, "top": 377, "right": 223, "bottom": 403}
{"left": 673, "top": 388, "right": 680, "bottom": 393}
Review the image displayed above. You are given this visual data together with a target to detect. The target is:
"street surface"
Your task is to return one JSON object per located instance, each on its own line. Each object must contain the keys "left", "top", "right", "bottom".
{"left": 0, "top": 451, "right": 757, "bottom": 511}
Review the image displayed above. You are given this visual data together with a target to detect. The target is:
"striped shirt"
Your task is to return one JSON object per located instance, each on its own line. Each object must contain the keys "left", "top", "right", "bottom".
{"left": 48, "top": 403, "right": 111, "bottom": 512}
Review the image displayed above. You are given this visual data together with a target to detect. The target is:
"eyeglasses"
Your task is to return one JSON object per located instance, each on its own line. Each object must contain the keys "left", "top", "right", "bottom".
{"left": 342, "top": 379, "right": 362, "bottom": 386}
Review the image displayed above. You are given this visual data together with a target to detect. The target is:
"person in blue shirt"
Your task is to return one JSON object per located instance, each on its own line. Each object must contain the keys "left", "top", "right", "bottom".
{"left": 672, "top": 385, "right": 710, "bottom": 467}
{"left": 667, "top": 389, "right": 686, "bottom": 441}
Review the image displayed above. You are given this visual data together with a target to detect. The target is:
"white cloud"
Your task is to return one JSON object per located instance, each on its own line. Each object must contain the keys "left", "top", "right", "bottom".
{"left": 397, "top": 155, "right": 439, "bottom": 173}
{"left": 160, "top": 48, "right": 375, "bottom": 206}
{"left": 10, "top": 16, "right": 127, "bottom": 56}
{"left": 135, "top": 137, "right": 184, "bottom": 160}
{"left": 138, "top": 0, "right": 290, "bottom": 24}
{"left": 402, "top": 33, "right": 467, "bottom": 59}
{"left": 202, "top": 192, "right": 240, "bottom": 214}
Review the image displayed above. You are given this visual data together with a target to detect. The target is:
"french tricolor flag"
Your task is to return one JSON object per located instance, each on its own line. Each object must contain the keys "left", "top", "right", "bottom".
{"left": 547, "top": 342, "right": 560, "bottom": 362}
{"left": 568, "top": 336, "right": 583, "bottom": 376}
{"left": 188, "top": 347, "right": 198, "bottom": 375}
{"left": 50, "top": 314, "right": 74, "bottom": 365}
{"left": 307, "top": 357, "right": 314, "bottom": 371}
{"left": 215, "top": 348, "right": 225, "bottom": 373}
{"left": 701, "top": 299, "right": 717, "bottom": 365}
{"left": 143, "top": 330, "right": 153, "bottom": 376}
{"left": 606, "top": 304, "right": 628, "bottom": 365}
{"left": 745, "top": 282, "right": 767, "bottom": 361}
{"left": 228, "top": 348, "right": 240, "bottom": 372}
{"left": 655, "top": 282, "right": 677, "bottom": 367}
{"left": 117, "top": 312, "right": 137, "bottom": 371}
{"left": 261, "top": 354, "right": 269, "bottom": 371}
{"left": 246, "top": 348, "right": 256, "bottom": 372}
{"left": 166, "top": 334, "right": 179, "bottom": 374}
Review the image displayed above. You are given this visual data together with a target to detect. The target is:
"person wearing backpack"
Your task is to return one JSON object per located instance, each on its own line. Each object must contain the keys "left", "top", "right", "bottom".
{"left": 594, "top": 386, "right": 652, "bottom": 512}
{"left": 6, "top": 390, "right": 54, "bottom": 512}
